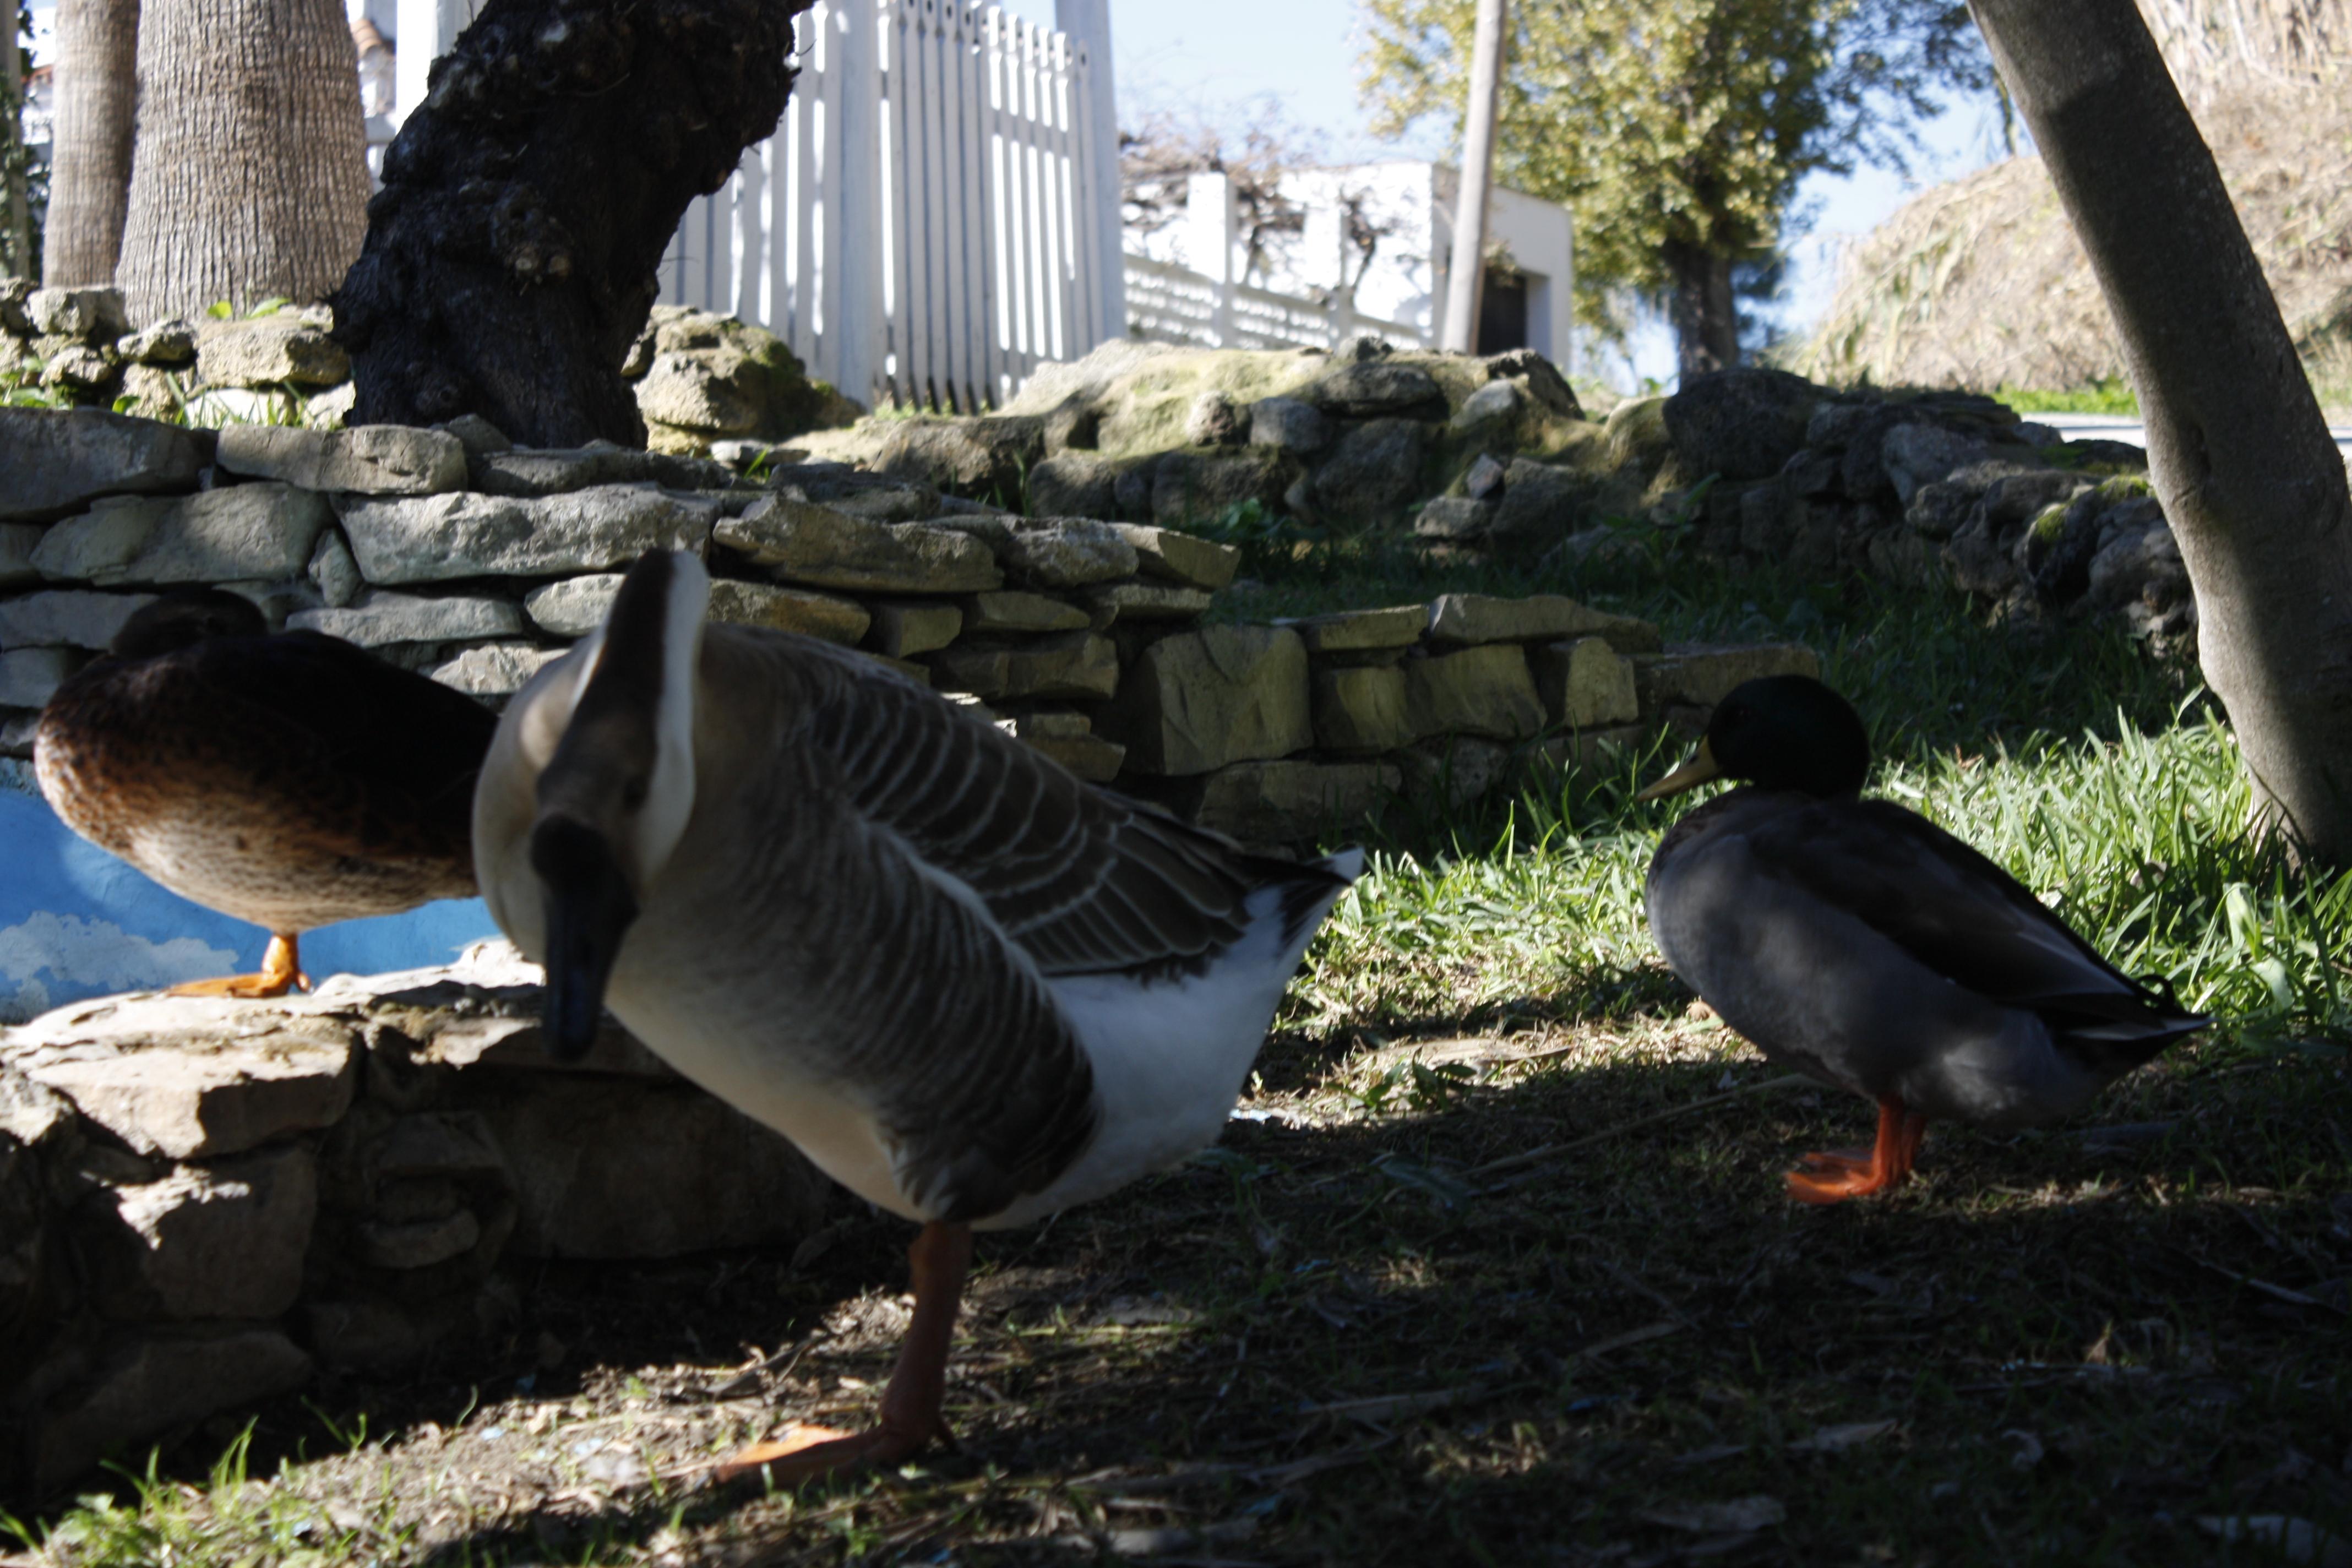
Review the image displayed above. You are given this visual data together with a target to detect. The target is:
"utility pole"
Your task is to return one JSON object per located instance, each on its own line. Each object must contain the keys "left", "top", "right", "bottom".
{"left": 1440, "top": 0, "right": 1507, "bottom": 354}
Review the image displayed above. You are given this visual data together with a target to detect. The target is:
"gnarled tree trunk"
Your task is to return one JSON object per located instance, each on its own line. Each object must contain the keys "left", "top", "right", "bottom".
{"left": 1968, "top": 0, "right": 2352, "bottom": 857}
{"left": 1664, "top": 241, "right": 1739, "bottom": 376}
{"left": 113, "top": 0, "right": 370, "bottom": 323}
{"left": 332, "top": 0, "right": 813, "bottom": 448}
{"left": 41, "top": 0, "right": 140, "bottom": 287}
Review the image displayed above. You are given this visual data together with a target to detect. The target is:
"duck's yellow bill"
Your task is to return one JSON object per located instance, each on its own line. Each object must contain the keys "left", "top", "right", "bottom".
{"left": 1635, "top": 737, "right": 1721, "bottom": 803}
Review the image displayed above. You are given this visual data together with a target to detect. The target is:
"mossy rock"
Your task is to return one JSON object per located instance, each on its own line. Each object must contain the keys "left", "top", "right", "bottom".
{"left": 628, "top": 307, "right": 862, "bottom": 453}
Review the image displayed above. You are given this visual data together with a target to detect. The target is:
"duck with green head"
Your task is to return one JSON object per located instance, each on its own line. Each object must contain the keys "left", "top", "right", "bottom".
{"left": 1637, "top": 675, "right": 2206, "bottom": 1202}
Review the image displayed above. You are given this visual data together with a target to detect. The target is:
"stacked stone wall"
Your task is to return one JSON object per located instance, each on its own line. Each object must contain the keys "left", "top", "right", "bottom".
{"left": 0, "top": 403, "right": 1816, "bottom": 846}
{"left": 0, "top": 946, "right": 832, "bottom": 1502}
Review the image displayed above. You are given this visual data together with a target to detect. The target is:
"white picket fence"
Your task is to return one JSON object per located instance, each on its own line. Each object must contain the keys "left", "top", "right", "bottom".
{"left": 1123, "top": 255, "right": 1428, "bottom": 354}
{"left": 661, "top": 0, "right": 1123, "bottom": 413}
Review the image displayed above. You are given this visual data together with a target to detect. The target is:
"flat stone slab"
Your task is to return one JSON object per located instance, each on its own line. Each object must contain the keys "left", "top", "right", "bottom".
{"left": 524, "top": 573, "right": 868, "bottom": 645}
{"left": 8, "top": 998, "right": 360, "bottom": 1159}
{"left": 432, "top": 642, "right": 563, "bottom": 696}
{"left": 1192, "top": 758, "right": 1402, "bottom": 846}
{"left": 32, "top": 484, "right": 331, "bottom": 587}
{"left": 289, "top": 590, "right": 527, "bottom": 647}
{"left": 82, "top": 1146, "right": 317, "bottom": 1320}
{"left": 215, "top": 424, "right": 470, "bottom": 496}
{"left": 1313, "top": 664, "right": 1415, "bottom": 753}
{"left": 0, "top": 409, "right": 211, "bottom": 524}
{"left": 0, "top": 589, "right": 157, "bottom": 651}
{"left": 1114, "top": 524, "right": 1240, "bottom": 590}
{"left": 715, "top": 498, "right": 1002, "bottom": 594}
{"left": 0, "top": 646, "right": 81, "bottom": 707}
{"left": 936, "top": 516, "right": 1139, "bottom": 588}
{"left": 1098, "top": 624, "right": 1311, "bottom": 776}
{"left": 932, "top": 631, "right": 1119, "bottom": 701}
{"left": 1282, "top": 604, "right": 1429, "bottom": 654}
{"left": 1081, "top": 581, "right": 1212, "bottom": 624}
{"left": 867, "top": 600, "right": 964, "bottom": 658}
{"left": 33, "top": 1326, "right": 311, "bottom": 1494}
{"left": 339, "top": 486, "right": 718, "bottom": 584}
{"left": 1631, "top": 642, "right": 1821, "bottom": 711}
{"left": 194, "top": 317, "right": 349, "bottom": 388}
{"left": 1403, "top": 644, "right": 1548, "bottom": 741}
{"left": 472, "top": 445, "right": 736, "bottom": 497}
{"left": 0, "top": 523, "right": 43, "bottom": 589}
{"left": 1533, "top": 637, "right": 1640, "bottom": 728}
{"left": 962, "top": 590, "right": 1090, "bottom": 634}
{"left": 1426, "top": 592, "right": 1662, "bottom": 653}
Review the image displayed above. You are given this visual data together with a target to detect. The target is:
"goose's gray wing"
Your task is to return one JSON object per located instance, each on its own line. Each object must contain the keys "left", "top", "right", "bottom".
{"left": 795, "top": 641, "right": 1347, "bottom": 979}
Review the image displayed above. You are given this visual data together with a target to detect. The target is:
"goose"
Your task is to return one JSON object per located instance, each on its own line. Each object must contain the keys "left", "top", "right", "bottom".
{"left": 471, "top": 549, "right": 1360, "bottom": 1483}
{"left": 1637, "top": 674, "right": 2206, "bottom": 1202}
{"left": 35, "top": 588, "right": 498, "bottom": 997}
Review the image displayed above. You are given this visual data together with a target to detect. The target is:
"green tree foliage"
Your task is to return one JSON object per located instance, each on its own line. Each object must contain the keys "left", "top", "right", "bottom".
{"left": 1357, "top": 0, "right": 1992, "bottom": 372}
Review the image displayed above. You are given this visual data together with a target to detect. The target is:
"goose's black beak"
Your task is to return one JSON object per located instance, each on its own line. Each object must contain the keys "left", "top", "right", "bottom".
{"left": 529, "top": 815, "right": 640, "bottom": 1061}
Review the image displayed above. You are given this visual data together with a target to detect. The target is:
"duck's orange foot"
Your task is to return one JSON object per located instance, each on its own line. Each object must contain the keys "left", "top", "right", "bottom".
{"left": 167, "top": 933, "right": 308, "bottom": 999}
{"left": 1783, "top": 1096, "right": 1927, "bottom": 1205}
{"left": 1785, "top": 1160, "right": 1907, "bottom": 1204}
{"left": 713, "top": 1418, "right": 941, "bottom": 1487}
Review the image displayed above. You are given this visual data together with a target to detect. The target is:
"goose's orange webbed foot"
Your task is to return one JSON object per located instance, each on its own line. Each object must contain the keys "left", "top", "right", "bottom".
{"left": 716, "top": 1221, "right": 972, "bottom": 1489}
{"left": 1785, "top": 1097, "right": 1927, "bottom": 1205}
{"left": 167, "top": 933, "right": 310, "bottom": 998}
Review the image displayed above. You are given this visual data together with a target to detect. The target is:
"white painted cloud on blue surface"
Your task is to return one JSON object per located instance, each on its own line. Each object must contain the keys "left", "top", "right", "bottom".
{"left": 0, "top": 912, "right": 240, "bottom": 1022}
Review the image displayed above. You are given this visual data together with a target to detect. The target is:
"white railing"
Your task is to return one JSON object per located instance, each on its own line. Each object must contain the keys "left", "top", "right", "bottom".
{"left": 661, "top": 0, "right": 1123, "bottom": 413}
{"left": 1124, "top": 255, "right": 1427, "bottom": 353}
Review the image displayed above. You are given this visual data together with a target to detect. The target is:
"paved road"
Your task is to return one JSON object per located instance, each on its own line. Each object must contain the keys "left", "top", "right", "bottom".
{"left": 2038, "top": 411, "right": 2352, "bottom": 466}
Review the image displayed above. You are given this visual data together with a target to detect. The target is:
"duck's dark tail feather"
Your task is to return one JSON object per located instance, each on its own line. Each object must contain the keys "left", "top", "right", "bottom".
{"left": 2046, "top": 976, "right": 2210, "bottom": 1075}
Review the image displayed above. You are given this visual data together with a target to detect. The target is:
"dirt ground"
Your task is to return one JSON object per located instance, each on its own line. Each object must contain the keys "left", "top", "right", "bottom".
{"left": 9, "top": 997, "right": 2346, "bottom": 1566}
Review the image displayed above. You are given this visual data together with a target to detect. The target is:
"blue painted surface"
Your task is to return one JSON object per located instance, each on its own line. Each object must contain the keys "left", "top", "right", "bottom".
{"left": 0, "top": 782, "right": 501, "bottom": 1023}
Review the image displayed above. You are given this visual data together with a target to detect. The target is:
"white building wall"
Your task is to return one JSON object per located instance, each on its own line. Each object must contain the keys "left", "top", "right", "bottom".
{"left": 1157, "top": 160, "right": 1574, "bottom": 370}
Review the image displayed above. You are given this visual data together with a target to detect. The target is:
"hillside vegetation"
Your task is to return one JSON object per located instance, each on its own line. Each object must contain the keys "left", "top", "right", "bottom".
{"left": 1800, "top": 0, "right": 2352, "bottom": 398}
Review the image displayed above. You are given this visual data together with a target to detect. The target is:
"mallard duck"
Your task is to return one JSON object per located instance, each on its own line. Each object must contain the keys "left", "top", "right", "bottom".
{"left": 472, "top": 549, "right": 1359, "bottom": 1484}
{"left": 1637, "top": 674, "right": 2206, "bottom": 1202}
{"left": 35, "top": 588, "right": 498, "bottom": 997}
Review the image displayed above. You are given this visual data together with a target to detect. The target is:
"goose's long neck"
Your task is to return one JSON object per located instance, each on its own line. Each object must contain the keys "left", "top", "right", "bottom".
{"left": 527, "top": 550, "right": 710, "bottom": 1058}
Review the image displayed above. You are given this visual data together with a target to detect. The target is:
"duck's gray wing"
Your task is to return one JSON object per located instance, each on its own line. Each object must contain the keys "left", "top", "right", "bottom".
{"left": 796, "top": 643, "right": 1347, "bottom": 979}
{"left": 1746, "top": 799, "right": 2207, "bottom": 1071}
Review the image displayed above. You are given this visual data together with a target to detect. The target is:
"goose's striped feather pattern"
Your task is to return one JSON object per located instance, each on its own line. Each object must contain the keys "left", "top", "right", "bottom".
{"left": 791, "top": 637, "right": 1341, "bottom": 979}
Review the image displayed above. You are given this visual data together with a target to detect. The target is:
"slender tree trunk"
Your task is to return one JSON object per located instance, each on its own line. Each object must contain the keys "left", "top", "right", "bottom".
{"left": 333, "top": 0, "right": 813, "bottom": 448}
{"left": 1968, "top": 0, "right": 2352, "bottom": 857}
{"left": 1664, "top": 241, "right": 1738, "bottom": 376}
{"left": 113, "top": 0, "right": 369, "bottom": 324}
{"left": 1, "top": 6, "right": 34, "bottom": 276}
{"left": 41, "top": 0, "right": 139, "bottom": 287}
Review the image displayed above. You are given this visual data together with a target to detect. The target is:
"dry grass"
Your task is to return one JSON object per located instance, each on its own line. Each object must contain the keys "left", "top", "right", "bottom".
{"left": 9, "top": 1016, "right": 2344, "bottom": 1567}
{"left": 1795, "top": 84, "right": 2352, "bottom": 401}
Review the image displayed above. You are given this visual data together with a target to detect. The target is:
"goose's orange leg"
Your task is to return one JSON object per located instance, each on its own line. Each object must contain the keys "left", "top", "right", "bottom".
{"left": 717, "top": 1221, "right": 973, "bottom": 1487}
{"left": 1786, "top": 1096, "right": 1928, "bottom": 1203}
{"left": 168, "top": 932, "right": 311, "bottom": 999}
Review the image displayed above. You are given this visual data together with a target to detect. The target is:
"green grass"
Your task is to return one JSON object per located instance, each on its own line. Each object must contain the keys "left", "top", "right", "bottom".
{"left": 11, "top": 545, "right": 2351, "bottom": 1566}
{"left": 1994, "top": 379, "right": 2143, "bottom": 417}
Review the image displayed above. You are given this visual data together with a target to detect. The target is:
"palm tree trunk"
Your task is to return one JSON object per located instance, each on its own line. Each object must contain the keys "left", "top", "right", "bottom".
{"left": 1969, "top": 0, "right": 2352, "bottom": 858}
{"left": 41, "top": 0, "right": 140, "bottom": 287}
{"left": 113, "top": 0, "right": 369, "bottom": 323}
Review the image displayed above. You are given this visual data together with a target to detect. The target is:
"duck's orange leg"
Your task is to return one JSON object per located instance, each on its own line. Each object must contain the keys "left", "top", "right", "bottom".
{"left": 1786, "top": 1096, "right": 1928, "bottom": 1204}
{"left": 168, "top": 932, "right": 312, "bottom": 999}
{"left": 716, "top": 1220, "right": 973, "bottom": 1487}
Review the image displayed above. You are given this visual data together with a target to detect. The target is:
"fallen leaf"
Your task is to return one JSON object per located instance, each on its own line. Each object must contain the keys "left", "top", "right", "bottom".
{"left": 1641, "top": 1496, "right": 1788, "bottom": 1533}
{"left": 1790, "top": 1419, "right": 1898, "bottom": 1453}
{"left": 2003, "top": 1429, "right": 2045, "bottom": 1471}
